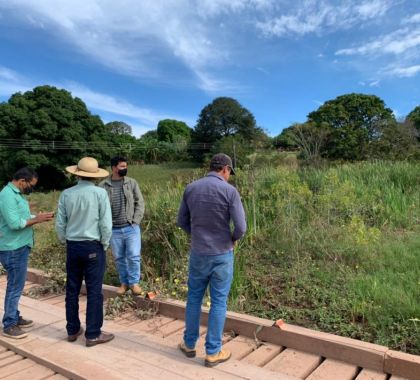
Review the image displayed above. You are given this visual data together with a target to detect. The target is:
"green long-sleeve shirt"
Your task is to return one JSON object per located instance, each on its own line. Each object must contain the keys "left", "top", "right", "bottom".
{"left": 0, "top": 182, "right": 34, "bottom": 251}
{"left": 55, "top": 180, "right": 112, "bottom": 249}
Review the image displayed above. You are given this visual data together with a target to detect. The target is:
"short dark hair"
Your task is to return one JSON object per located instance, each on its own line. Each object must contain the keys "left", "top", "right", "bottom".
{"left": 110, "top": 156, "right": 127, "bottom": 168}
{"left": 13, "top": 167, "right": 38, "bottom": 182}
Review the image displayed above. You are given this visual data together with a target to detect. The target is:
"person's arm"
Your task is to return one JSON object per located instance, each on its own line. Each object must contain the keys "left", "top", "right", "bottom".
{"left": 0, "top": 197, "right": 52, "bottom": 230}
{"left": 99, "top": 192, "right": 113, "bottom": 250}
{"left": 230, "top": 188, "right": 247, "bottom": 242}
{"left": 132, "top": 180, "right": 145, "bottom": 224}
{"left": 55, "top": 194, "right": 67, "bottom": 243}
{"left": 177, "top": 192, "right": 191, "bottom": 234}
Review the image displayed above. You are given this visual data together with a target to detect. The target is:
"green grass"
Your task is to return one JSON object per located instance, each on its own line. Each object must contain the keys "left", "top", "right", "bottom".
{"left": 25, "top": 158, "right": 420, "bottom": 354}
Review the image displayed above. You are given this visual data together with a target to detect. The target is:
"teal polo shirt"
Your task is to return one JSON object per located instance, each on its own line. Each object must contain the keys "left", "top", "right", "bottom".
{"left": 0, "top": 182, "right": 33, "bottom": 251}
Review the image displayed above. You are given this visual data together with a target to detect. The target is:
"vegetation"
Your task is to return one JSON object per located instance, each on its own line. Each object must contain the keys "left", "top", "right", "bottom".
{"left": 0, "top": 85, "right": 418, "bottom": 354}
{"left": 27, "top": 158, "right": 420, "bottom": 354}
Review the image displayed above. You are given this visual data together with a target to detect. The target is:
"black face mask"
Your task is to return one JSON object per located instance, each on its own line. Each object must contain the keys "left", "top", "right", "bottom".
{"left": 118, "top": 168, "right": 128, "bottom": 177}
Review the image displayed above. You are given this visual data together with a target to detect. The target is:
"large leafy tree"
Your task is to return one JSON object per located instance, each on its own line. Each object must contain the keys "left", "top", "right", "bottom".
{"left": 308, "top": 93, "right": 395, "bottom": 160}
{"left": 157, "top": 119, "right": 191, "bottom": 143}
{"left": 192, "top": 97, "right": 262, "bottom": 160}
{"left": 406, "top": 106, "right": 420, "bottom": 138}
{"left": 0, "top": 85, "right": 113, "bottom": 189}
{"left": 106, "top": 121, "right": 137, "bottom": 159}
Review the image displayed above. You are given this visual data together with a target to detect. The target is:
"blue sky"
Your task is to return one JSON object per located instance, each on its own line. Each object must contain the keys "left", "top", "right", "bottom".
{"left": 0, "top": 0, "right": 419, "bottom": 137}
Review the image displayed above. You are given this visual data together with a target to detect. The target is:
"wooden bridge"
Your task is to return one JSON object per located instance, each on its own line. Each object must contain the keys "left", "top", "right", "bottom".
{"left": 0, "top": 269, "right": 418, "bottom": 380}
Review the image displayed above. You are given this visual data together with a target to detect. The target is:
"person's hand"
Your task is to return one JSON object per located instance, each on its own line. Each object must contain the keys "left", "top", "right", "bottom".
{"left": 34, "top": 212, "right": 55, "bottom": 223}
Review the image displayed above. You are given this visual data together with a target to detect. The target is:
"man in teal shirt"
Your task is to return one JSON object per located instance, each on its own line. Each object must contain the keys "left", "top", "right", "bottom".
{"left": 56, "top": 157, "right": 113, "bottom": 347}
{"left": 0, "top": 167, "right": 54, "bottom": 339}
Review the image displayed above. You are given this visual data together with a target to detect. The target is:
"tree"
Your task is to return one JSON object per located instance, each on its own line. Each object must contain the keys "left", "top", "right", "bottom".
{"left": 288, "top": 122, "right": 329, "bottom": 162}
{"left": 192, "top": 97, "right": 261, "bottom": 160}
{"left": 0, "top": 85, "right": 113, "bottom": 189}
{"left": 369, "top": 121, "right": 420, "bottom": 160}
{"left": 157, "top": 119, "right": 191, "bottom": 143}
{"left": 308, "top": 93, "right": 395, "bottom": 160}
{"left": 272, "top": 126, "right": 299, "bottom": 150}
{"left": 106, "top": 121, "right": 136, "bottom": 159}
{"left": 406, "top": 106, "right": 420, "bottom": 131}
{"left": 106, "top": 121, "right": 133, "bottom": 135}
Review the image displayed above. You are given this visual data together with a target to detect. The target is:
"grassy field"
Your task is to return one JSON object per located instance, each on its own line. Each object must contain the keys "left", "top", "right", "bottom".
{"left": 27, "top": 157, "right": 420, "bottom": 354}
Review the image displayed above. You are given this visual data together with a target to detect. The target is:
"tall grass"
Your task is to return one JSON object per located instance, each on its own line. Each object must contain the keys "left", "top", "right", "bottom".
{"left": 27, "top": 159, "right": 420, "bottom": 354}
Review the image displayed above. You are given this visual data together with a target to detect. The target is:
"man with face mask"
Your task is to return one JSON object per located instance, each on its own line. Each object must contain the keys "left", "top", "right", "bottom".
{"left": 0, "top": 167, "right": 54, "bottom": 339}
{"left": 99, "top": 156, "right": 145, "bottom": 295}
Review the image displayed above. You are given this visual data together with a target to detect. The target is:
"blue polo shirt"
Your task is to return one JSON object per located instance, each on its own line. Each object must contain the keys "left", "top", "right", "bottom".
{"left": 177, "top": 172, "right": 246, "bottom": 255}
{"left": 0, "top": 183, "right": 33, "bottom": 251}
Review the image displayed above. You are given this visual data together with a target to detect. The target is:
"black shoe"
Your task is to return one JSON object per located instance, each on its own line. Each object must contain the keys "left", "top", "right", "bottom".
{"left": 67, "top": 327, "right": 84, "bottom": 342}
{"left": 18, "top": 316, "right": 34, "bottom": 328}
{"left": 85, "top": 332, "right": 114, "bottom": 347}
{"left": 3, "top": 325, "right": 28, "bottom": 339}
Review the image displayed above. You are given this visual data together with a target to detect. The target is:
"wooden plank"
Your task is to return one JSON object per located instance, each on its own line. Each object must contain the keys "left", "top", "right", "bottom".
{"left": 384, "top": 349, "right": 420, "bottom": 380}
{"left": 151, "top": 319, "right": 185, "bottom": 338}
{"left": 389, "top": 377, "right": 410, "bottom": 380}
{"left": 242, "top": 343, "right": 283, "bottom": 367}
{"left": 264, "top": 348, "right": 322, "bottom": 379}
{"left": 46, "top": 375, "right": 69, "bottom": 379}
{"left": 306, "top": 358, "right": 359, "bottom": 380}
{"left": 355, "top": 368, "right": 387, "bottom": 380}
{"left": 222, "top": 336, "right": 258, "bottom": 360}
{"left": 0, "top": 347, "right": 8, "bottom": 353}
{"left": 220, "top": 359, "right": 301, "bottom": 380}
{"left": 0, "top": 358, "right": 36, "bottom": 379}
{"left": 40, "top": 295, "right": 66, "bottom": 305}
{"left": 2, "top": 363, "right": 55, "bottom": 379}
{"left": 0, "top": 354, "right": 24, "bottom": 369}
{"left": 0, "top": 350, "right": 15, "bottom": 360}
{"left": 128, "top": 315, "right": 176, "bottom": 332}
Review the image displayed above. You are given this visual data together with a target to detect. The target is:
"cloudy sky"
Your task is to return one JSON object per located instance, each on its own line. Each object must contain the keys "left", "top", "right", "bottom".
{"left": 0, "top": 0, "right": 419, "bottom": 136}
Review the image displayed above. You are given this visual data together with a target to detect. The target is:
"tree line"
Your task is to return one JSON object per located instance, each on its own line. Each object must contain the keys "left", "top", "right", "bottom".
{"left": 0, "top": 85, "right": 418, "bottom": 188}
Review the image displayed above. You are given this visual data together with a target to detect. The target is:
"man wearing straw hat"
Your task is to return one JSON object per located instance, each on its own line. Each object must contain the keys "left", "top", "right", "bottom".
{"left": 56, "top": 157, "right": 114, "bottom": 347}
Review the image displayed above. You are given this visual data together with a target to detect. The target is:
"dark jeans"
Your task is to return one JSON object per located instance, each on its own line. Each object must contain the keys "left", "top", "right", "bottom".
{"left": 0, "top": 245, "right": 30, "bottom": 329}
{"left": 66, "top": 240, "right": 106, "bottom": 339}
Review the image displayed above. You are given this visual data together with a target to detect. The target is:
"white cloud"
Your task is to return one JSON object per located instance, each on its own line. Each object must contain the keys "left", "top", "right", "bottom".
{"left": 0, "top": 0, "right": 244, "bottom": 93}
{"left": 387, "top": 65, "right": 420, "bottom": 78}
{"left": 64, "top": 82, "right": 194, "bottom": 133}
{"left": 0, "top": 66, "right": 32, "bottom": 96}
{"left": 336, "top": 28, "right": 420, "bottom": 56}
{"left": 256, "top": 0, "right": 395, "bottom": 37}
{"left": 402, "top": 13, "right": 420, "bottom": 24}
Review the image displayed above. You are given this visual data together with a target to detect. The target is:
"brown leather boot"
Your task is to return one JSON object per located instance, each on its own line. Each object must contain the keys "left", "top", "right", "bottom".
{"left": 130, "top": 284, "right": 143, "bottom": 295}
{"left": 117, "top": 284, "right": 128, "bottom": 295}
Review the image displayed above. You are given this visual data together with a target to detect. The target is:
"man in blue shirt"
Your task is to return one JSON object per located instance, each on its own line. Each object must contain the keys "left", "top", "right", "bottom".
{"left": 177, "top": 153, "right": 246, "bottom": 367}
{"left": 56, "top": 157, "right": 113, "bottom": 347}
{"left": 0, "top": 167, "right": 54, "bottom": 339}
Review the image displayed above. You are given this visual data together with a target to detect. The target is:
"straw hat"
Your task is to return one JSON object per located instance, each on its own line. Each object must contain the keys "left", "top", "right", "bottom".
{"left": 65, "top": 157, "right": 109, "bottom": 178}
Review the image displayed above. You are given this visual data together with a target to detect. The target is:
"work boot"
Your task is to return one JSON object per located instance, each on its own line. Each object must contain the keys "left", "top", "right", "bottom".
{"left": 17, "top": 316, "right": 34, "bottom": 328}
{"left": 117, "top": 284, "right": 128, "bottom": 295}
{"left": 67, "top": 327, "right": 84, "bottom": 342}
{"left": 3, "top": 325, "right": 28, "bottom": 339}
{"left": 178, "top": 342, "right": 196, "bottom": 358}
{"left": 205, "top": 349, "right": 231, "bottom": 367}
{"left": 130, "top": 284, "right": 143, "bottom": 295}
{"left": 86, "top": 332, "right": 115, "bottom": 347}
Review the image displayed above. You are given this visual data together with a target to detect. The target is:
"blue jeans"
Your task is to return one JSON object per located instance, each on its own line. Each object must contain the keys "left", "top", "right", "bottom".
{"left": 66, "top": 240, "right": 106, "bottom": 339}
{"left": 184, "top": 251, "right": 233, "bottom": 355}
{"left": 0, "top": 245, "right": 30, "bottom": 330}
{"left": 110, "top": 224, "right": 141, "bottom": 285}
